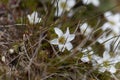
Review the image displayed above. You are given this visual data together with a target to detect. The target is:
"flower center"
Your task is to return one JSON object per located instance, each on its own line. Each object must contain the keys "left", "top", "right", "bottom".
{"left": 109, "top": 21, "right": 115, "bottom": 25}
{"left": 103, "top": 61, "right": 110, "bottom": 67}
{"left": 58, "top": 36, "right": 66, "bottom": 44}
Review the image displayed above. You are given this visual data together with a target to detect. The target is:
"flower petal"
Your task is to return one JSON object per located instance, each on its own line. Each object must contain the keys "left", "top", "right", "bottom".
{"left": 34, "top": 18, "right": 41, "bottom": 24}
{"left": 82, "top": 0, "right": 90, "bottom": 4}
{"left": 81, "top": 56, "right": 90, "bottom": 62}
{"left": 92, "top": 55, "right": 100, "bottom": 61}
{"left": 67, "top": 0, "right": 76, "bottom": 10}
{"left": 67, "top": 34, "right": 75, "bottom": 42}
{"left": 104, "top": 11, "right": 114, "bottom": 21}
{"left": 50, "top": 39, "right": 58, "bottom": 45}
{"left": 54, "top": 28, "right": 63, "bottom": 37}
{"left": 108, "top": 66, "right": 116, "bottom": 73}
{"left": 27, "top": 11, "right": 41, "bottom": 24}
{"left": 99, "top": 67, "right": 106, "bottom": 73}
{"left": 55, "top": 7, "right": 63, "bottom": 16}
{"left": 103, "top": 52, "right": 110, "bottom": 60}
{"left": 27, "top": 15, "right": 32, "bottom": 23}
{"left": 58, "top": 44, "right": 65, "bottom": 52}
{"left": 65, "top": 42, "right": 73, "bottom": 51}
{"left": 80, "top": 23, "right": 92, "bottom": 36}
{"left": 65, "top": 27, "right": 70, "bottom": 38}
{"left": 31, "top": 11, "right": 38, "bottom": 19}
{"left": 112, "top": 13, "right": 120, "bottom": 23}
{"left": 92, "top": 0, "right": 100, "bottom": 7}
{"left": 101, "top": 22, "right": 111, "bottom": 31}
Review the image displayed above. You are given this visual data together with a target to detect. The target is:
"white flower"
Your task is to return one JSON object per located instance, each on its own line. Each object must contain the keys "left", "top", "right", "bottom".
{"left": 82, "top": 0, "right": 100, "bottom": 7}
{"left": 27, "top": 11, "right": 41, "bottom": 24}
{"left": 54, "top": 0, "right": 75, "bottom": 16}
{"left": 92, "top": 52, "right": 120, "bottom": 73}
{"left": 81, "top": 51, "right": 94, "bottom": 62}
{"left": 80, "top": 23, "right": 92, "bottom": 36}
{"left": 81, "top": 47, "right": 94, "bottom": 62}
{"left": 1, "top": 56, "right": 5, "bottom": 62}
{"left": 50, "top": 27, "right": 75, "bottom": 52}
{"left": 102, "top": 11, "right": 120, "bottom": 35}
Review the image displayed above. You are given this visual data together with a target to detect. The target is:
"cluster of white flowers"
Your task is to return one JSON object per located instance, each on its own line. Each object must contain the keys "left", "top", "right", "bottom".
{"left": 98, "top": 11, "right": 120, "bottom": 53}
{"left": 26, "top": 1, "right": 120, "bottom": 74}
{"left": 53, "top": 0, "right": 100, "bottom": 16}
{"left": 49, "top": 21, "right": 120, "bottom": 73}
{"left": 79, "top": 47, "right": 120, "bottom": 73}
{"left": 79, "top": 17, "right": 120, "bottom": 73}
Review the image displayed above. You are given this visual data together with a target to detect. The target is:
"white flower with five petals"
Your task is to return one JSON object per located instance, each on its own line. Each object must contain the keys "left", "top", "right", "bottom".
{"left": 92, "top": 52, "right": 120, "bottom": 73}
{"left": 27, "top": 11, "right": 41, "bottom": 24}
{"left": 50, "top": 27, "right": 75, "bottom": 52}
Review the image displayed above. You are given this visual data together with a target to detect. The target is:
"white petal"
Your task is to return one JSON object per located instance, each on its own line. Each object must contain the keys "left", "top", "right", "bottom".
{"left": 54, "top": 28, "right": 63, "bottom": 37}
{"left": 65, "top": 27, "right": 70, "bottom": 38}
{"left": 82, "top": 0, "right": 90, "bottom": 4}
{"left": 104, "top": 11, "right": 112, "bottom": 18}
{"left": 103, "top": 52, "right": 110, "bottom": 60}
{"left": 80, "top": 23, "right": 92, "bottom": 36}
{"left": 39, "top": 18, "right": 42, "bottom": 22}
{"left": 67, "top": 0, "right": 76, "bottom": 9}
{"left": 80, "top": 23, "right": 88, "bottom": 30}
{"left": 113, "top": 55, "right": 120, "bottom": 63}
{"left": 92, "top": 0, "right": 100, "bottom": 6}
{"left": 99, "top": 67, "right": 106, "bottom": 73}
{"left": 27, "top": 11, "right": 41, "bottom": 24}
{"left": 92, "top": 55, "right": 100, "bottom": 61}
{"left": 112, "top": 25, "right": 120, "bottom": 34}
{"left": 27, "top": 15, "right": 31, "bottom": 21}
{"left": 113, "top": 14, "right": 120, "bottom": 22}
{"left": 67, "top": 34, "right": 75, "bottom": 42}
{"left": 97, "top": 59, "right": 103, "bottom": 64}
{"left": 31, "top": 11, "right": 38, "bottom": 19}
{"left": 65, "top": 42, "right": 73, "bottom": 51}
{"left": 58, "top": 44, "right": 65, "bottom": 52}
{"left": 108, "top": 66, "right": 116, "bottom": 73}
{"left": 81, "top": 56, "right": 90, "bottom": 62}
{"left": 55, "top": 7, "right": 63, "bottom": 16}
{"left": 50, "top": 39, "right": 58, "bottom": 45}
{"left": 101, "top": 22, "right": 111, "bottom": 31}
{"left": 34, "top": 18, "right": 41, "bottom": 24}
{"left": 27, "top": 15, "right": 33, "bottom": 23}
{"left": 104, "top": 11, "right": 113, "bottom": 20}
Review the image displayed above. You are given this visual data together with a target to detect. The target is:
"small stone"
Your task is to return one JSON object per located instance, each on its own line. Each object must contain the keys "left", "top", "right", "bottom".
{"left": 9, "top": 49, "right": 14, "bottom": 54}
{"left": 1, "top": 56, "right": 5, "bottom": 62}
